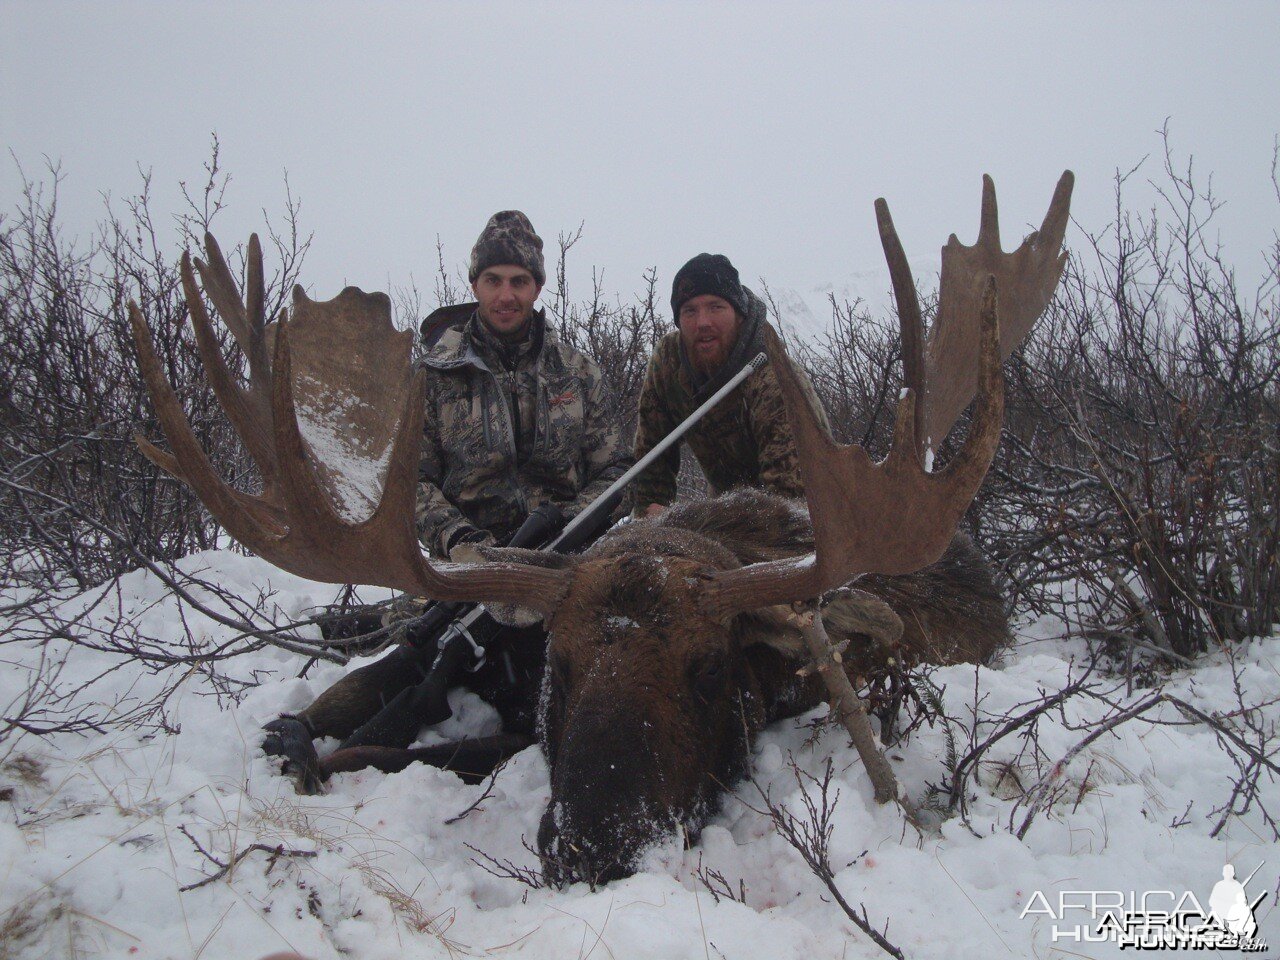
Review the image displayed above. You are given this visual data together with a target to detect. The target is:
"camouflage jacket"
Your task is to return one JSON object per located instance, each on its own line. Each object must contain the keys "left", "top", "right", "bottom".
{"left": 415, "top": 307, "right": 631, "bottom": 556}
{"left": 629, "top": 318, "right": 830, "bottom": 509}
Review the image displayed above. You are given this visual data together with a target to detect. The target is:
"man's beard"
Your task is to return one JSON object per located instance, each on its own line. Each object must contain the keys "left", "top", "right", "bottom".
{"left": 683, "top": 332, "right": 732, "bottom": 375}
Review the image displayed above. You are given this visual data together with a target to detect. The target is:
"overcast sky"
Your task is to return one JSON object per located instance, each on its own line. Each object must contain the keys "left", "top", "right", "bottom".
{"left": 3, "top": 1, "right": 1277, "bottom": 320}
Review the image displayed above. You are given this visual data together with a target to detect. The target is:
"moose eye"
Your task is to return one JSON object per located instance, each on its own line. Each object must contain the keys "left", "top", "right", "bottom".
{"left": 692, "top": 655, "right": 727, "bottom": 703}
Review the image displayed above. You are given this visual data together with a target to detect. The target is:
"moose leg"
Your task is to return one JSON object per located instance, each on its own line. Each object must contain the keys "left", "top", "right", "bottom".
{"left": 321, "top": 733, "right": 535, "bottom": 784}
{"left": 297, "top": 645, "right": 433, "bottom": 740}
{"left": 260, "top": 717, "right": 326, "bottom": 794}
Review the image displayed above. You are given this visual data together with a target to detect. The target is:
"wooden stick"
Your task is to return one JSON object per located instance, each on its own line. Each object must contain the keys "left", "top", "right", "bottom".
{"left": 790, "top": 599, "right": 921, "bottom": 828}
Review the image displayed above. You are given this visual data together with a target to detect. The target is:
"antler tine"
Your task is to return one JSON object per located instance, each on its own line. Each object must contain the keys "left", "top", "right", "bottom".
{"left": 1040, "top": 170, "right": 1073, "bottom": 249}
{"left": 924, "top": 171, "right": 1073, "bottom": 445}
{"left": 703, "top": 285, "right": 1005, "bottom": 617}
{"left": 193, "top": 233, "right": 253, "bottom": 357}
{"left": 239, "top": 234, "right": 275, "bottom": 395}
{"left": 875, "top": 197, "right": 926, "bottom": 459}
{"left": 977, "top": 173, "right": 1000, "bottom": 250}
{"left": 129, "top": 300, "right": 287, "bottom": 541}
{"left": 179, "top": 252, "right": 278, "bottom": 485}
{"left": 245, "top": 234, "right": 266, "bottom": 335}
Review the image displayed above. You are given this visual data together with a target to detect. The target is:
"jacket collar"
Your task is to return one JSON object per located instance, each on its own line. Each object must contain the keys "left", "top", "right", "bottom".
{"left": 421, "top": 304, "right": 553, "bottom": 373}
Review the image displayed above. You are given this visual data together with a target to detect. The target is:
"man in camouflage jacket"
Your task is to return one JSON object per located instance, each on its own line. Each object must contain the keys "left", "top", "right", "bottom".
{"left": 415, "top": 211, "right": 630, "bottom": 557}
{"left": 260, "top": 212, "right": 630, "bottom": 788}
{"left": 631, "top": 253, "right": 829, "bottom": 514}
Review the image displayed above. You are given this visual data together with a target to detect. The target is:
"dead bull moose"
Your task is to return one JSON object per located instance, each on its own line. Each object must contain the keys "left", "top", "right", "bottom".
{"left": 130, "top": 173, "right": 1072, "bottom": 885}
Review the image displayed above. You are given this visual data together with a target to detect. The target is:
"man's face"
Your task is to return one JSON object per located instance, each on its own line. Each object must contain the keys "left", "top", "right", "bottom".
{"left": 678, "top": 294, "right": 741, "bottom": 374}
{"left": 473, "top": 265, "right": 542, "bottom": 336}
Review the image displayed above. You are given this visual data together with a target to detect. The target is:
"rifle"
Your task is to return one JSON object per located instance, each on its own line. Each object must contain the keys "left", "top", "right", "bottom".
{"left": 333, "top": 350, "right": 770, "bottom": 752}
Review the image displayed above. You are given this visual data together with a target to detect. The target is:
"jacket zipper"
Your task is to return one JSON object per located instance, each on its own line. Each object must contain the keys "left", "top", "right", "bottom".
{"left": 479, "top": 380, "right": 493, "bottom": 451}
{"left": 536, "top": 376, "right": 550, "bottom": 459}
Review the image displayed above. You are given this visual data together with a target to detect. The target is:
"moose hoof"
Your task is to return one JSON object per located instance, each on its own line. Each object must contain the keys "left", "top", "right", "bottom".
{"left": 261, "top": 716, "right": 326, "bottom": 795}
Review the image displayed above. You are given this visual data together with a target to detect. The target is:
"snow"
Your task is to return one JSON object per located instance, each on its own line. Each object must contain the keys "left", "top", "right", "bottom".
{"left": 1, "top": 552, "right": 1277, "bottom": 959}
{"left": 294, "top": 373, "right": 394, "bottom": 523}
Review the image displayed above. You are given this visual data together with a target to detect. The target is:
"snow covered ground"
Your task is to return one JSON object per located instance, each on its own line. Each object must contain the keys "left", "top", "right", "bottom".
{"left": 1, "top": 550, "right": 1276, "bottom": 959}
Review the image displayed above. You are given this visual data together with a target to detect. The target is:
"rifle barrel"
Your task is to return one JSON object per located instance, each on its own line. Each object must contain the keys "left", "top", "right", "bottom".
{"left": 549, "top": 350, "right": 768, "bottom": 552}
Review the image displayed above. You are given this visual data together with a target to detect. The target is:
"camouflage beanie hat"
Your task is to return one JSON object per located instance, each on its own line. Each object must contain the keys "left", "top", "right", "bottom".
{"left": 469, "top": 210, "right": 546, "bottom": 287}
{"left": 670, "top": 253, "right": 749, "bottom": 321}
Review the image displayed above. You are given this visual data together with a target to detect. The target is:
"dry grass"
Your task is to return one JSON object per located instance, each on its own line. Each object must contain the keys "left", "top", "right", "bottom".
{"left": 243, "top": 795, "right": 469, "bottom": 957}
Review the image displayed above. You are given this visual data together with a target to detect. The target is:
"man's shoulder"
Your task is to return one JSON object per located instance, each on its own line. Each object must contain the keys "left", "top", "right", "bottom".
{"left": 539, "top": 324, "right": 605, "bottom": 380}
{"left": 645, "top": 330, "right": 683, "bottom": 380}
{"left": 637, "top": 331, "right": 691, "bottom": 420}
{"left": 741, "top": 338, "right": 831, "bottom": 429}
{"left": 420, "top": 306, "right": 480, "bottom": 372}
{"left": 420, "top": 302, "right": 475, "bottom": 350}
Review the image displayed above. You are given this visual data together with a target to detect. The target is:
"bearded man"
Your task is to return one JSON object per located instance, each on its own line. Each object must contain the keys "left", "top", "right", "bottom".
{"left": 630, "top": 253, "right": 829, "bottom": 516}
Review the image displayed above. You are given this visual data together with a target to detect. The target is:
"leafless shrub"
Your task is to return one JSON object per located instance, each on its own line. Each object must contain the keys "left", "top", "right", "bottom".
{"left": 0, "top": 539, "right": 359, "bottom": 751}
{"left": 0, "top": 643, "right": 105, "bottom": 765}
{"left": 546, "top": 226, "right": 665, "bottom": 441}
{"left": 466, "top": 838, "right": 550, "bottom": 890}
{"left": 0, "top": 137, "right": 309, "bottom": 591}
{"left": 933, "top": 647, "right": 1280, "bottom": 843}
{"left": 981, "top": 131, "right": 1279, "bottom": 655}
{"left": 693, "top": 855, "right": 749, "bottom": 905}
{"left": 744, "top": 757, "right": 905, "bottom": 959}
{"left": 444, "top": 757, "right": 511, "bottom": 824}
{"left": 176, "top": 823, "right": 317, "bottom": 893}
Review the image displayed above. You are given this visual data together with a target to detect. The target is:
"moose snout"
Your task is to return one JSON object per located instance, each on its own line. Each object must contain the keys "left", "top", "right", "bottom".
{"left": 538, "top": 694, "right": 681, "bottom": 886}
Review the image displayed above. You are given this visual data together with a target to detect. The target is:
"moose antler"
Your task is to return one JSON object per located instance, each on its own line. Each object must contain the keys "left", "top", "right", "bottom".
{"left": 898, "top": 172, "right": 1074, "bottom": 450}
{"left": 130, "top": 234, "right": 570, "bottom": 615}
{"left": 703, "top": 172, "right": 1073, "bottom": 616}
{"left": 134, "top": 174, "right": 1070, "bottom": 626}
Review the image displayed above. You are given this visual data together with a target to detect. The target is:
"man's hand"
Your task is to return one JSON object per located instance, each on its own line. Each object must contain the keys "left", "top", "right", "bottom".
{"left": 644, "top": 503, "right": 666, "bottom": 518}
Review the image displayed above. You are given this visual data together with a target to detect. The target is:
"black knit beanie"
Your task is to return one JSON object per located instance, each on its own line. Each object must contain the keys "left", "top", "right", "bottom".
{"left": 469, "top": 210, "right": 546, "bottom": 286}
{"left": 670, "top": 253, "right": 749, "bottom": 320}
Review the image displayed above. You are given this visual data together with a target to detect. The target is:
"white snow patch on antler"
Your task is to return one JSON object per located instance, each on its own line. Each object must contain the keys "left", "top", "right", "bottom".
{"left": 294, "top": 373, "right": 394, "bottom": 522}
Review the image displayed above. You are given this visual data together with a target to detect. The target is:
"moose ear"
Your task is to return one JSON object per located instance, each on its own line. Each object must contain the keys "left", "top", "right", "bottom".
{"left": 819, "top": 587, "right": 904, "bottom": 647}
{"left": 736, "top": 589, "right": 905, "bottom": 659}
{"left": 736, "top": 605, "right": 807, "bottom": 658}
